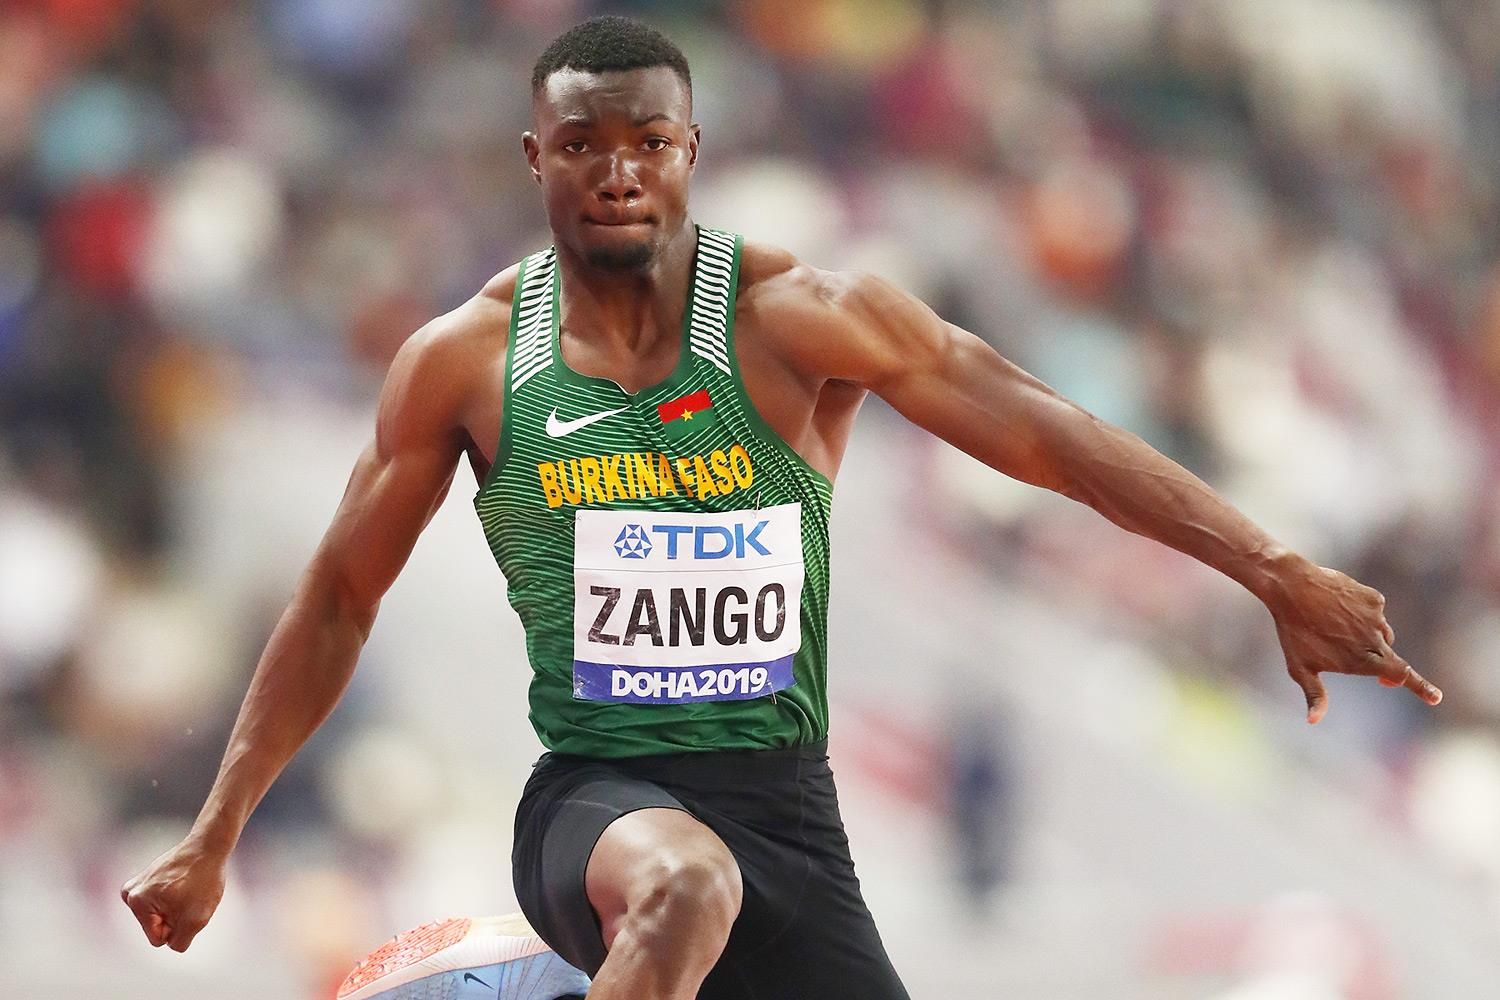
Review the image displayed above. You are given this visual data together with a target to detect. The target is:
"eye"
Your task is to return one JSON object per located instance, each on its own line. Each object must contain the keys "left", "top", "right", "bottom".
{"left": 643, "top": 136, "right": 670, "bottom": 151}
{"left": 563, "top": 140, "right": 588, "bottom": 153}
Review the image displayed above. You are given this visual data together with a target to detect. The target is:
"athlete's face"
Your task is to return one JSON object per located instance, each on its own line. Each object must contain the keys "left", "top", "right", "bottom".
{"left": 524, "top": 67, "right": 699, "bottom": 271}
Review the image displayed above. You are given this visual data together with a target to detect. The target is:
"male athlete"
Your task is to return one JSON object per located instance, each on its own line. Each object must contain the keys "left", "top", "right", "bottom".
{"left": 122, "top": 16, "right": 1443, "bottom": 1000}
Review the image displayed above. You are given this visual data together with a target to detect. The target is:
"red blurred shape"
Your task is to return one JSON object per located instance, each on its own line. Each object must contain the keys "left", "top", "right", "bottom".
{"left": 46, "top": 180, "right": 150, "bottom": 300}
{"left": 31, "top": 0, "right": 139, "bottom": 55}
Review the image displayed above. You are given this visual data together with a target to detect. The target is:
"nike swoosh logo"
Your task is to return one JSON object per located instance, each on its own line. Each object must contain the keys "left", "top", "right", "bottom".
{"left": 463, "top": 972, "right": 492, "bottom": 988}
{"left": 545, "top": 405, "right": 627, "bottom": 438}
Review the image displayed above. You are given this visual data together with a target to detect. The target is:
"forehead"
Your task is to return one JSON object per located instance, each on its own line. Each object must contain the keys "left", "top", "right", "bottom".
{"left": 533, "top": 67, "right": 691, "bottom": 128}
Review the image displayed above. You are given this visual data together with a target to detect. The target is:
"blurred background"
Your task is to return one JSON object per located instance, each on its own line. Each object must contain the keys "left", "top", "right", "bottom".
{"left": 2, "top": 0, "right": 1499, "bottom": 996}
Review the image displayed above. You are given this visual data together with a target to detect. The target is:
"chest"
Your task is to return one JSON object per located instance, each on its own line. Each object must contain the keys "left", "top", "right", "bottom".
{"left": 466, "top": 310, "right": 817, "bottom": 474}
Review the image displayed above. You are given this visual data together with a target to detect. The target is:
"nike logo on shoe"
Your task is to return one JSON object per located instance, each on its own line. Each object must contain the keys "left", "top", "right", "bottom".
{"left": 546, "top": 406, "right": 627, "bottom": 438}
{"left": 462, "top": 972, "right": 492, "bottom": 988}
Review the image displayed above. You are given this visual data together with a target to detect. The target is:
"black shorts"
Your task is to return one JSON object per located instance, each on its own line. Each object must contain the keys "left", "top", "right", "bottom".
{"left": 511, "top": 740, "right": 910, "bottom": 1000}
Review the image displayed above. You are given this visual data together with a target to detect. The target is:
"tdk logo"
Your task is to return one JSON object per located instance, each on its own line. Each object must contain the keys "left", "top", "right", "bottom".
{"left": 615, "top": 520, "right": 772, "bottom": 560}
{"left": 613, "top": 525, "right": 652, "bottom": 559}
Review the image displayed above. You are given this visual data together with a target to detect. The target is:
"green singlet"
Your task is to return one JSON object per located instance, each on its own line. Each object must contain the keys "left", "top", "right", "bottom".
{"left": 474, "top": 227, "right": 835, "bottom": 758}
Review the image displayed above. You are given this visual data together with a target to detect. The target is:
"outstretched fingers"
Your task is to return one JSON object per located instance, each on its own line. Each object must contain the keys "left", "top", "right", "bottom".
{"left": 1374, "top": 644, "right": 1442, "bottom": 705}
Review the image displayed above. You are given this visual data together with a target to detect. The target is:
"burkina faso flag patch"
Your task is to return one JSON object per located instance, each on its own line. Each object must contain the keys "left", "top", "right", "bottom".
{"left": 656, "top": 388, "right": 716, "bottom": 441}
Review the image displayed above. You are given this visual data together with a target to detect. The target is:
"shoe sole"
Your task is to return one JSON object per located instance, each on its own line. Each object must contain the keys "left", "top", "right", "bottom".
{"left": 338, "top": 915, "right": 559, "bottom": 999}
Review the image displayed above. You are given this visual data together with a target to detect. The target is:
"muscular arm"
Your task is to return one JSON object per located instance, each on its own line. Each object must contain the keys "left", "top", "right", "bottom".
{"left": 189, "top": 334, "right": 466, "bottom": 853}
{"left": 773, "top": 266, "right": 1441, "bottom": 722}
{"left": 835, "top": 277, "right": 1290, "bottom": 599}
{"left": 123, "top": 299, "right": 500, "bottom": 950}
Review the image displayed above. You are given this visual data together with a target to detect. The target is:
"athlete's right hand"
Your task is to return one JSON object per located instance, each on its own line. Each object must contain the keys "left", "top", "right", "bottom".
{"left": 121, "top": 838, "right": 229, "bottom": 952}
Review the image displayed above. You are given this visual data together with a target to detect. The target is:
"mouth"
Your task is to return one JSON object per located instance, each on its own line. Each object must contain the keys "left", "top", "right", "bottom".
{"left": 583, "top": 215, "right": 653, "bottom": 228}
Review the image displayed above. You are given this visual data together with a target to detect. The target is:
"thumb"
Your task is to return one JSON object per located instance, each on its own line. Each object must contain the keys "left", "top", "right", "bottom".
{"left": 1295, "top": 670, "right": 1329, "bottom": 725}
{"left": 123, "top": 885, "right": 173, "bottom": 947}
{"left": 143, "top": 911, "right": 173, "bottom": 948}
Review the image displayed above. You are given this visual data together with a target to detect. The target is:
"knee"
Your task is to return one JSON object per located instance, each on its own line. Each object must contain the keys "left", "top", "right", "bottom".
{"left": 629, "top": 845, "right": 742, "bottom": 947}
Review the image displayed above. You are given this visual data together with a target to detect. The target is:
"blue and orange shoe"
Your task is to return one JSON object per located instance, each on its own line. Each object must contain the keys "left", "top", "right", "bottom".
{"left": 337, "top": 914, "right": 590, "bottom": 999}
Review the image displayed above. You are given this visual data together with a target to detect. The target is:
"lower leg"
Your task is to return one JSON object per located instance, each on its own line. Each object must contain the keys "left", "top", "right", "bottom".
{"left": 585, "top": 863, "right": 739, "bottom": 1000}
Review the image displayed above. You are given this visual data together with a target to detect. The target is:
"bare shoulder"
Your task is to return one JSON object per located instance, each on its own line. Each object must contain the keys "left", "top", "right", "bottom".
{"left": 737, "top": 239, "right": 918, "bottom": 328}
{"left": 376, "top": 264, "right": 519, "bottom": 444}
{"left": 737, "top": 240, "right": 837, "bottom": 316}
{"left": 733, "top": 239, "right": 936, "bottom": 382}
{"left": 388, "top": 266, "right": 515, "bottom": 384}
{"left": 407, "top": 264, "right": 518, "bottom": 364}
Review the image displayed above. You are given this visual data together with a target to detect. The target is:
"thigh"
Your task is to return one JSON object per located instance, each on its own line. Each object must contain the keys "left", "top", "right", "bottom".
{"left": 512, "top": 764, "right": 689, "bottom": 975}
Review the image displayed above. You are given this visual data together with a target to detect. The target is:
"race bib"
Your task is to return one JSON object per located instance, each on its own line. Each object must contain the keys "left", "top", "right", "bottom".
{"left": 572, "top": 503, "right": 803, "bottom": 704}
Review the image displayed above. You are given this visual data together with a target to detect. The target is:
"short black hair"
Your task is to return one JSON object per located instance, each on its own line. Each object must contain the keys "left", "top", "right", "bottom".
{"left": 530, "top": 16, "right": 691, "bottom": 99}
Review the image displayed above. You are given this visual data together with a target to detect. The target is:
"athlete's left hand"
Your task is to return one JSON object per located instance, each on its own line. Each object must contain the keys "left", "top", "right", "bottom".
{"left": 1266, "top": 563, "right": 1441, "bottom": 724}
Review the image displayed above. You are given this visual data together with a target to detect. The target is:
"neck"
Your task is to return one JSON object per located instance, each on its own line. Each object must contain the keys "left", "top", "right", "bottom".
{"left": 554, "top": 221, "right": 697, "bottom": 352}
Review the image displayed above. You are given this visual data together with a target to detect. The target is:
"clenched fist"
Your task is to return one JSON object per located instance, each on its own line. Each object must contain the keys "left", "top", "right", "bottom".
{"left": 120, "top": 839, "right": 229, "bottom": 952}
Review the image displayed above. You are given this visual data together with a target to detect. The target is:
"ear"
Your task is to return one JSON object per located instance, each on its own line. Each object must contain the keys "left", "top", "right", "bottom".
{"left": 522, "top": 132, "right": 542, "bottom": 184}
{"left": 688, "top": 124, "right": 701, "bottom": 170}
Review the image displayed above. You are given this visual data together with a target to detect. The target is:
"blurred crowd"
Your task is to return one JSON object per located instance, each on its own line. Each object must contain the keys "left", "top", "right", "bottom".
{"left": 4, "top": 0, "right": 1500, "bottom": 995}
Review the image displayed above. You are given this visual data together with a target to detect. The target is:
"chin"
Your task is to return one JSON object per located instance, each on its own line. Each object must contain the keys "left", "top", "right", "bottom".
{"left": 583, "top": 239, "right": 656, "bottom": 271}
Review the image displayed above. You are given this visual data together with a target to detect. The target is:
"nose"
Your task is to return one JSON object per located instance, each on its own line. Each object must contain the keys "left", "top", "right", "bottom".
{"left": 596, "top": 152, "right": 641, "bottom": 203}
